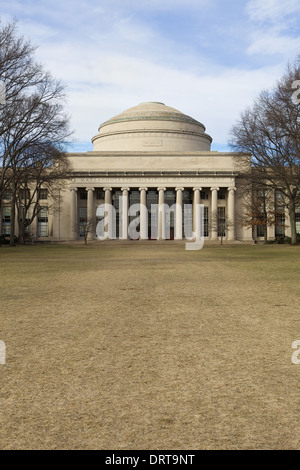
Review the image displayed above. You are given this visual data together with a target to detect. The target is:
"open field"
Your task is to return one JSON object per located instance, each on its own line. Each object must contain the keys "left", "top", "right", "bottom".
{"left": 0, "top": 242, "right": 300, "bottom": 450}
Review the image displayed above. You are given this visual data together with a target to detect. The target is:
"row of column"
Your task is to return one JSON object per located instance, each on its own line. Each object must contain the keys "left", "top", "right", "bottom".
{"left": 70, "top": 186, "right": 236, "bottom": 241}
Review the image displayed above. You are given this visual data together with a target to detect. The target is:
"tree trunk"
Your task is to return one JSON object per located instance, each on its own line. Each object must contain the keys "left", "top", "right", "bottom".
{"left": 10, "top": 194, "right": 16, "bottom": 247}
{"left": 264, "top": 226, "right": 268, "bottom": 244}
{"left": 18, "top": 222, "right": 26, "bottom": 245}
{"left": 289, "top": 202, "right": 297, "bottom": 245}
{"left": 263, "top": 205, "right": 268, "bottom": 243}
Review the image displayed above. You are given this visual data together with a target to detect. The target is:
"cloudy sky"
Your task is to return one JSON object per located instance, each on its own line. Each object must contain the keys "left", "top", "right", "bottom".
{"left": 1, "top": 0, "right": 300, "bottom": 151}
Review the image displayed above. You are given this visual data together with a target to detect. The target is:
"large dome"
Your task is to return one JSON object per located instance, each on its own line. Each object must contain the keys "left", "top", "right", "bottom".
{"left": 92, "top": 102, "right": 212, "bottom": 152}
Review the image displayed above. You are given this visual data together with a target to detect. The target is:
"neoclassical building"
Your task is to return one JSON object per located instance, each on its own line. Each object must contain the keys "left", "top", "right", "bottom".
{"left": 2, "top": 101, "right": 295, "bottom": 242}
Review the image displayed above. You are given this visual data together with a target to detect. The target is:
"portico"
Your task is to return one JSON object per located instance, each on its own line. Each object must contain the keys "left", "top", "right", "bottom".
{"left": 26, "top": 102, "right": 254, "bottom": 242}
{"left": 69, "top": 175, "right": 238, "bottom": 241}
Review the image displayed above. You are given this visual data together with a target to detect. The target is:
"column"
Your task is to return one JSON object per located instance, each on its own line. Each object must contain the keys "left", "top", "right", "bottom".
{"left": 284, "top": 205, "right": 290, "bottom": 238}
{"left": 86, "top": 187, "right": 95, "bottom": 240}
{"left": 193, "top": 187, "right": 201, "bottom": 239}
{"left": 175, "top": 188, "right": 184, "bottom": 240}
{"left": 227, "top": 187, "right": 236, "bottom": 241}
{"left": 104, "top": 187, "right": 112, "bottom": 239}
{"left": 121, "top": 187, "right": 130, "bottom": 239}
{"left": 14, "top": 200, "right": 19, "bottom": 237}
{"left": 210, "top": 187, "right": 219, "bottom": 240}
{"left": 70, "top": 188, "right": 78, "bottom": 240}
{"left": 158, "top": 187, "right": 166, "bottom": 240}
{"left": 139, "top": 187, "right": 148, "bottom": 240}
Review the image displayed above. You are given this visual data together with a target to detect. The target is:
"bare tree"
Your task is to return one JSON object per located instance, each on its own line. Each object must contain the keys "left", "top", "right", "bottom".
{"left": 210, "top": 210, "right": 234, "bottom": 245}
{"left": 239, "top": 182, "right": 284, "bottom": 243}
{"left": 0, "top": 19, "right": 72, "bottom": 246}
{"left": 0, "top": 20, "right": 44, "bottom": 199}
{"left": 229, "top": 58, "right": 300, "bottom": 244}
{"left": 15, "top": 146, "right": 69, "bottom": 244}
{"left": 75, "top": 215, "right": 97, "bottom": 245}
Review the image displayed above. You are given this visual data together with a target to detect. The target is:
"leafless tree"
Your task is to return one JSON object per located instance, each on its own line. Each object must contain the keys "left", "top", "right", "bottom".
{"left": 210, "top": 210, "right": 234, "bottom": 245}
{"left": 0, "top": 19, "right": 72, "bottom": 246}
{"left": 15, "top": 146, "right": 69, "bottom": 244}
{"left": 238, "top": 181, "right": 285, "bottom": 243}
{"left": 229, "top": 58, "right": 300, "bottom": 244}
{"left": 75, "top": 215, "right": 97, "bottom": 245}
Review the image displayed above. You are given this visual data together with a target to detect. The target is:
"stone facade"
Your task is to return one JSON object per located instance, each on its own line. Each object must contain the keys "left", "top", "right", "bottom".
{"left": 1, "top": 102, "right": 294, "bottom": 242}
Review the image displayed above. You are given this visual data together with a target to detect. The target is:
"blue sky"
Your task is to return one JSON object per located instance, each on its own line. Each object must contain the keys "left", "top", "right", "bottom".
{"left": 1, "top": 0, "right": 300, "bottom": 151}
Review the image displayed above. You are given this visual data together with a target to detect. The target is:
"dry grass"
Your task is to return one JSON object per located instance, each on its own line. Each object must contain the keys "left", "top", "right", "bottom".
{"left": 0, "top": 241, "right": 300, "bottom": 450}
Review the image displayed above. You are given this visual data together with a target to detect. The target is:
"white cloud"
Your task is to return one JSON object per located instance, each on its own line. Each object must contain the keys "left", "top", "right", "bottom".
{"left": 1, "top": 0, "right": 299, "bottom": 150}
{"left": 58, "top": 50, "right": 282, "bottom": 147}
{"left": 245, "top": 0, "right": 300, "bottom": 58}
{"left": 247, "top": 31, "right": 300, "bottom": 56}
{"left": 246, "top": 0, "right": 300, "bottom": 23}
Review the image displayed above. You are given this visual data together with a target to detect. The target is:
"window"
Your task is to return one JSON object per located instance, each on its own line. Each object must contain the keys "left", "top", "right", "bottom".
{"left": 20, "top": 189, "right": 30, "bottom": 200}
{"left": 275, "top": 191, "right": 285, "bottom": 237}
{"left": 79, "top": 191, "right": 87, "bottom": 200}
{"left": 112, "top": 190, "right": 122, "bottom": 238}
{"left": 182, "top": 190, "right": 193, "bottom": 240}
{"left": 275, "top": 209, "right": 285, "bottom": 237}
{"left": 38, "top": 207, "right": 48, "bottom": 237}
{"left": 147, "top": 190, "right": 158, "bottom": 239}
{"left": 217, "top": 207, "right": 226, "bottom": 237}
{"left": 2, "top": 206, "right": 11, "bottom": 235}
{"left": 39, "top": 189, "right": 48, "bottom": 200}
{"left": 129, "top": 190, "right": 140, "bottom": 238}
{"left": 79, "top": 207, "right": 87, "bottom": 236}
{"left": 200, "top": 191, "right": 208, "bottom": 200}
{"left": 257, "top": 224, "right": 265, "bottom": 238}
{"left": 275, "top": 190, "right": 285, "bottom": 206}
{"left": 218, "top": 190, "right": 226, "bottom": 200}
{"left": 204, "top": 206, "right": 209, "bottom": 237}
{"left": 96, "top": 190, "right": 104, "bottom": 200}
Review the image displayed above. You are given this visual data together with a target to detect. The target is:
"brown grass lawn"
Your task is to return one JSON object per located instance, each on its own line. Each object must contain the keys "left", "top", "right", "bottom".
{"left": 0, "top": 241, "right": 300, "bottom": 450}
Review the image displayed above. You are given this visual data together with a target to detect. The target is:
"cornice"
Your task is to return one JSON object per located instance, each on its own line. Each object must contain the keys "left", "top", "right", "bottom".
{"left": 69, "top": 170, "right": 239, "bottom": 178}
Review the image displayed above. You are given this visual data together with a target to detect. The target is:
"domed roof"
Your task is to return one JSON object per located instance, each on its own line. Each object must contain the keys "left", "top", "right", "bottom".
{"left": 99, "top": 102, "right": 205, "bottom": 129}
{"left": 92, "top": 102, "right": 212, "bottom": 152}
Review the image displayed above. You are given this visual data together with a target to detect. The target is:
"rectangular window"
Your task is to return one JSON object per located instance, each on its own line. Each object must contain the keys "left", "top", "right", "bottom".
{"left": 79, "top": 207, "right": 87, "bottom": 236}
{"left": 2, "top": 206, "right": 11, "bottom": 235}
{"left": 275, "top": 209, "right": 285, "bottom": 237}
{"left": 39, "top": 189, "right": 48, "bottom": 200}
{"left": 200, "top": 191, "right": 209, "bottom": 200}
{"left": 274, "top": 190, "right": 285, "bottom": 237}
{"left": 218, "top": 190, "right": 226, "bottom": 200}
{"left": 217, "top": 207, "right": 226, "bottom": 237}
{"left": 275, "top": 190, "right": 285, "bottom": 206}
{"left": 79, "top": 191, "right": 87, "bottom": 200}
{"left": 96, "top": 190, "right": 104, "bottom": 200}
{"left": 257, "top": 224, "right": 265, "bottom": 238}
{"left": 38, "top": 207, "right": 48, "bottom": 237}
{"left": 20, "top": 189, "right": 30, "bottom": 200}
{"left": 204, "top": 206, "right": 209, "bottom": 237}
{"left": 146, "top": 190, "right": 158, "bottom": 239}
